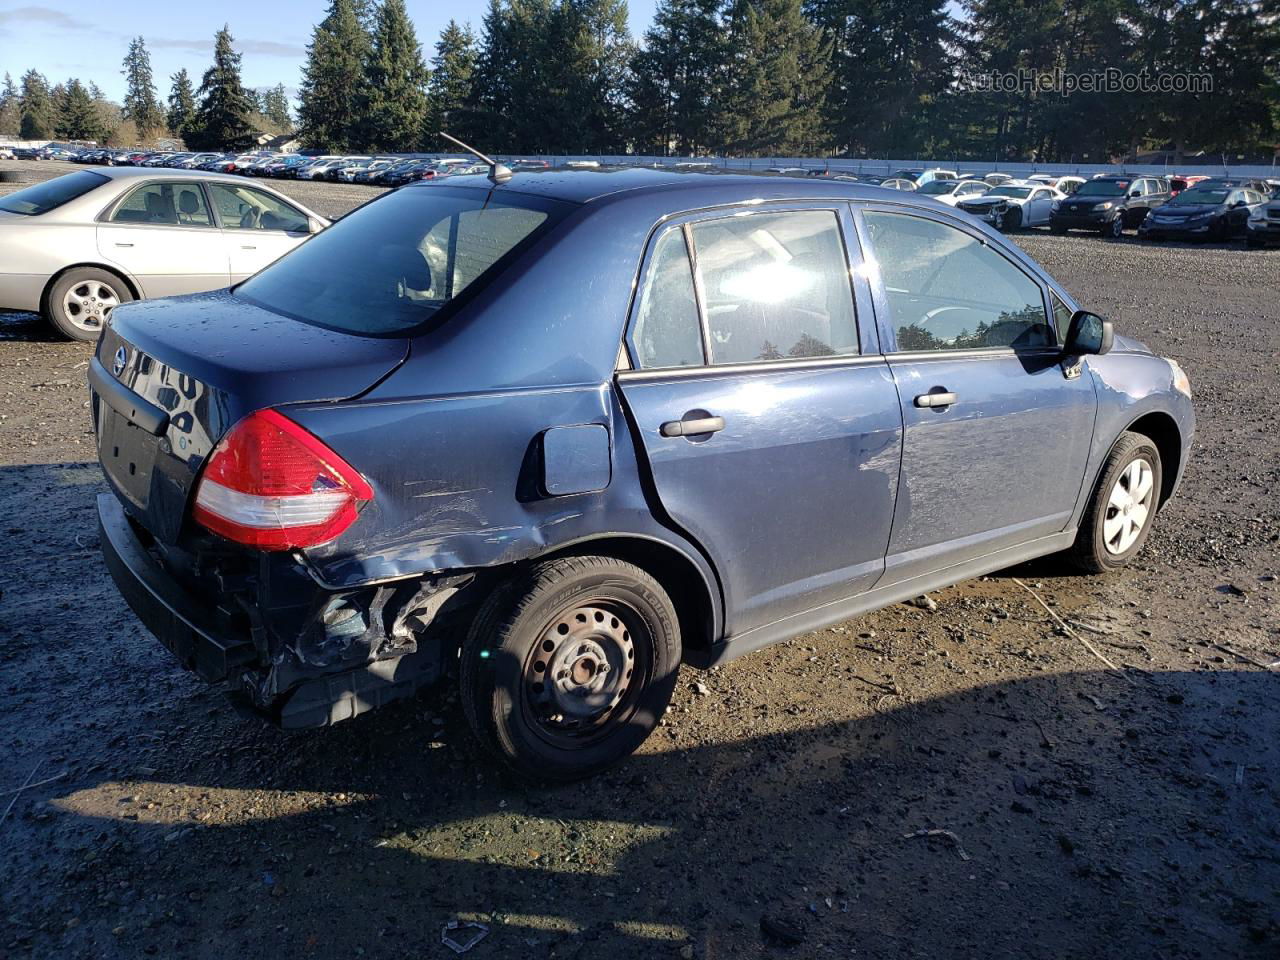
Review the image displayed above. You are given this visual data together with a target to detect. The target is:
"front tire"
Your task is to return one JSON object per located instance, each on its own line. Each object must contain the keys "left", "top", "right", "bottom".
{"left": 1002, "top": 207, "right": 1023, "bottom": 232}
{"left": 1105, "top": 214, "right": 1124, "bottom": 239}
{"left": 461, "top": 556, "right": 682, "bottom": 780}
{"left": 45, "top": 268, "right": 133, "bottom": 341}
{"left": 1069, "top": 432, "right": 1162, "bottom": 573}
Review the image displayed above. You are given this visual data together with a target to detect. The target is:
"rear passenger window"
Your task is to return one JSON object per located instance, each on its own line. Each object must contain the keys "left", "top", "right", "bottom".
{"left": 688, "top": 210, "right": 857, "bottom": 364}
{"left": 631, "top": 229, "right": 704, "bottom": 368}
{"left": 111, "top": 182, "right": 212, "bottom": 227}
{"left": 863, "top": 211, "right": 1052, "bottom": 352}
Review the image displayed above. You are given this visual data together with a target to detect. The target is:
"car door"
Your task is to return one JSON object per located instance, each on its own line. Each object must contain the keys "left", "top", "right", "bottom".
{"left": 206, "top": 182, "right": 314, "bottom": 282}
{"left": 616, "top": 205, "right": 903, "bottom": 639}
{"left": 856, "top": 205, "right": 1097, "bottom": 585}
{"left": 96, "top": 180, "right": 230, "bottom": 298}
{"left": 1027, "top": 189, "right": 1056, "bottom": 225}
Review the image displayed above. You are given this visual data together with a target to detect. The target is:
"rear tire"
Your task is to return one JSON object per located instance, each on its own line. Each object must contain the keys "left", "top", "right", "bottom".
{"left": 460, "top": 556, "right": 681, "bottom": 780}
{"left": 44, "top": 267, "right": 133, "bottom": 342}
{"left": 1068, "top": 432, "right": 1162, "bottom": 573}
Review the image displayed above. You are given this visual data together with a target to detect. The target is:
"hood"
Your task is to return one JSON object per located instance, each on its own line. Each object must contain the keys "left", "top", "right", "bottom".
{"left": 1111, "top": 333, "right": 1151, "bottom": 354}
{"left": 1153, "top": 203, "right": 1222, "bottom": 217}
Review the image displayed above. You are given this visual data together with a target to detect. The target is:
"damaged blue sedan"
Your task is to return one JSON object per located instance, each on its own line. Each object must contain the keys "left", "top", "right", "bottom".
{"left": 93, "top": 165, "right": 1194, "bottom": 778}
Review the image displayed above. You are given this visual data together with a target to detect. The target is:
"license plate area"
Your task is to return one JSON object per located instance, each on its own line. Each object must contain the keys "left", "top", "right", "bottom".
{"left": 98, "top": 405, "right": 160, "bottom": 510}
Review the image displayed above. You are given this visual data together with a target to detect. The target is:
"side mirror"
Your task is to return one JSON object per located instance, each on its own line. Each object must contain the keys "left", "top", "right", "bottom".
{"left": 1063, "top": 310, "right": 1113, "bottom": 357}
{"left": 308, "top": 218, "right": 326, "bottom": 234}
{"left": 1127, "top": 190, "right": 1141, "bottom": 198}
{"left": 1233, "top": 199, "right": 1247, "bottom": 208}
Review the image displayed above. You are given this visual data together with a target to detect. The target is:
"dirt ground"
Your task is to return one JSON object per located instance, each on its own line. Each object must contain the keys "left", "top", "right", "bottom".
{"left": 0, "top": 159, "right": 1277, "bottom": 960}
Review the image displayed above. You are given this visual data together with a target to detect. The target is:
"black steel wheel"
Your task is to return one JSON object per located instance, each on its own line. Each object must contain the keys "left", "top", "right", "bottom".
{"left": 461, "top": 556, "right": 681, "bottom": 779}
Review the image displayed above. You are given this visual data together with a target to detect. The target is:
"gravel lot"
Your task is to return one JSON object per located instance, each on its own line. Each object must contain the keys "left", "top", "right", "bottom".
{"left": 1, "top": 159, "right": 1277, "bottom": 960}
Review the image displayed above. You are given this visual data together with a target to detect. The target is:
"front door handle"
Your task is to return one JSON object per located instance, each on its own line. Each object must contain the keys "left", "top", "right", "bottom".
{"left": 114, "top": 242, "right": 134, "bottom": 248}
{"left": 914, "top": 391, "right": 957, "bottom": 408}
{"left": 241, "top": 245, "right": 257, "bottom": 250}
{"left": 660, "top": 415, "right": 725, "bottom": 438}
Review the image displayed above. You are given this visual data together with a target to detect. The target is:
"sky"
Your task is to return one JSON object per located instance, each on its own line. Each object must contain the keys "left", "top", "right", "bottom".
{"left": 0, "top": 0, "right": 661, "bottom": 103}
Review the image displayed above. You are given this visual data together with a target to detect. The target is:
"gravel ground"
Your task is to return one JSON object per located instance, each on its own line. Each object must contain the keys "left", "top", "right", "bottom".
{"left": 1, "top": 159, "right": 1277, "bottom": 960}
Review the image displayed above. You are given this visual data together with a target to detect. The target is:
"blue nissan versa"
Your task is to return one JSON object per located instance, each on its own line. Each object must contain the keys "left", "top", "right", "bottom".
{"left": 91, "top": 167, "right": 1194, "bottom": 778}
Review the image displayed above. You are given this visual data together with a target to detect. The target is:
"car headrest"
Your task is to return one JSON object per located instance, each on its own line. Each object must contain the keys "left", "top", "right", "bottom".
{"left": 178, "top": 190, "right": 201, "bottom": 215}
{"left": 385, "top": 245, "right": 432, "bottom": 293}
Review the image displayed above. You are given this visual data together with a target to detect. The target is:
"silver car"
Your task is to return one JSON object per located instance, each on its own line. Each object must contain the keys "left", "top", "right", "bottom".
{"left": 0, "top": 168, "right": 329, "bottom": 340}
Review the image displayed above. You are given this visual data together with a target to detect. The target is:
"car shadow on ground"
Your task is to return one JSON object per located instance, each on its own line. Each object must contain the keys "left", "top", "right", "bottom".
{"left": 0, "top": 309, "right": 60, "bottom": 343}
{"left": 1, "top": 462, "right": 1276, "bottom": 959}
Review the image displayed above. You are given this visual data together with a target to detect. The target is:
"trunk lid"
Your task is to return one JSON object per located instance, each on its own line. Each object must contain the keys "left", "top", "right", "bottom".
{"left": 92, "top": 289, "right": 407, "bottom": 544}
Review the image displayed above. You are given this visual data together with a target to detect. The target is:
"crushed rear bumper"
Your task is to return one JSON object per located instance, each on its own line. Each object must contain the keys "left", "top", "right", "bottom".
{"left": 97, "top": 493, "right": 450, "bottom": 728}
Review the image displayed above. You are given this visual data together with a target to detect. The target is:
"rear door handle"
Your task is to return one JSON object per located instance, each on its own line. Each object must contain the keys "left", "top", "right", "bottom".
{"left": 114, "top": 242, "right": 134, "bottom": 248}
{"left": 914, "top": 391, "right": 957, "bottom": 408}
{"left": 241, "top": 245, "right": 257, "bottom": 250}
{"left": 660, "top": 415, "right": 725, "bottom": 438}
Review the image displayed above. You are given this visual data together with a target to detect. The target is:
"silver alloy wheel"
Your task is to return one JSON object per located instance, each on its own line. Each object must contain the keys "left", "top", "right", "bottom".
{"left": 62, "top": 280, "right": 121, "bottom": 332}
{"left": 1103, "top": 457, "right": 1155, "bottom": 554}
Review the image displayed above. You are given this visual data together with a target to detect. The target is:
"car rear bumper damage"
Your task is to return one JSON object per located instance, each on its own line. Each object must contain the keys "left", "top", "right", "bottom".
{"left": 97, "top": 492, "right": 470, "bottom": 728}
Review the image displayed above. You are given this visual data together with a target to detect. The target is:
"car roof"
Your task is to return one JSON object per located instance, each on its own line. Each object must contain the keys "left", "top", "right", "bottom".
{"left": 87, "top": 167, "right": 267, "bottom": 186}
{"left": 413, "top": 167, "right": 934, "bottom": 205}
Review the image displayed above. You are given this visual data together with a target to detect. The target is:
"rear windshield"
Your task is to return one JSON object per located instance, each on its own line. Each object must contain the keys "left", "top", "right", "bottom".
{"left": 237, "top": 186, "right": 568, "bottom": 336}
{"left": 0, "top": 170, "right": 108, "bottom": 215}
{"left": 917, "top": 181, "right": 958, "bottom": 195}
{"left": 1075, "top": 180, "right": 1127, "bottom": 197}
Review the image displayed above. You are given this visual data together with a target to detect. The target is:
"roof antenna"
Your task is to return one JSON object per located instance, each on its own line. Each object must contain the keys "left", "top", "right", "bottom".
{"left": 438, "top": 131, "right": 512, "bottom": 184}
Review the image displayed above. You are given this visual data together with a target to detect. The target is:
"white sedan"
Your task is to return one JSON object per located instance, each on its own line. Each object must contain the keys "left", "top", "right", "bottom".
{"left": 915, "top": 178, "right": 992, "bottom": 206}
{"left": 0, "top": 167, "right": 328, "bottom": 340}
{"left": 955, "top": 181, "right": 1067, "bottom": 231}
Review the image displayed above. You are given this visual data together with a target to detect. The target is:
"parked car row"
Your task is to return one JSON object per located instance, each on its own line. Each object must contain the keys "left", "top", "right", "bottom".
{"left": 62, "top": 148, "right": 515, "bottom": 186}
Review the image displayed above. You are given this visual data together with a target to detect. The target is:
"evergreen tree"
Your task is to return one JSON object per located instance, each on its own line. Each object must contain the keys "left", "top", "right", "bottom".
{"left": 121, "top": 37, "right": 164, "bottom": 136}
{"left": 810, "top": 0, "right": 955, "bottom": 157}
{"left": 168, "top": 68, "right": 196, "bottom": 138}
{"left": 19, "top": 70, "right": 56, "bottom": 140}
{"left": 722, "top": 0, "right": 831, "bottom": 155}
{"left": 360, "top": 0, "right": 430, "bottom": 151}
{"left": 57, "top": 79, "right": 102, "bottom": 141}
{"left": 427, "top": 20, "right": 478, "bottom": 143}
{"left": 88, "top": 83, "right": 121, "bottom": 143}
{"left": 298, "top": 0, "right": 372, "bottom": 150}
{"left": 0, "top": 74, "right": 21, "bottom": 137}
{"left": 261, "top": 84, "right": 293, "bottom": 129}
{"left": 546, "top": 0, "right": 633, "bottom": 152}
{"left": 188, "top": 26, "right": 256, "bottom": 150}
{"left": 627, "top": 0, "right": 730, "bottom": 155}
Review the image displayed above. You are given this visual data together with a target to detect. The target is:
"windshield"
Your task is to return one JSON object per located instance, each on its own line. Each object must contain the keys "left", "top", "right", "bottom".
{"left": 1076, "top": 180, "right": 1127, "bottom": 197}
{"left": 1170, "top": 188, "right": 1229, "bottom": 206}
{"left": 0, "top": 170, "right": 108, "bottom": 215}
{"left": 237, "top": 187, "right": 569, "bottom": 336}
{"left": 917, "top": 181, "right": 957, "bottom": 195}
{"left": 989, "top": 187, "right": 1031, "bottom": 199}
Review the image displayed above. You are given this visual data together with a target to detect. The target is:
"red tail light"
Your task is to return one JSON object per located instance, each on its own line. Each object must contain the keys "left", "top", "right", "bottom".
{"left": 192, "top": 409, "right": 373, "bottom": 550}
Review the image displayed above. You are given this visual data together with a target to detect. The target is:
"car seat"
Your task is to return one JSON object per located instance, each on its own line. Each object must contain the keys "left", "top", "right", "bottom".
{"left": 177, "top": 190, "right": 202, "bottom": 224}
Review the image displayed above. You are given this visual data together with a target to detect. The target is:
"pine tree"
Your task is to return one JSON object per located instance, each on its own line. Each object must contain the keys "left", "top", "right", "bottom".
{"left": 19, "top": 70, "right": 56, "bottom": 140}
{"left": 0, "top": 74, "right": 21, "bottom": 137}
{"left": 121, "top": 37, "right": 164, "bottom": 136}
{"left": 261, "top": 84, "right": 292, "bottom": 129}
{"left": 188, "top": 26, "right": 256, "bottom": 150}
{"left": 168, "top": 69, "right": 196, "bottom": 138}
{"left": 57, "top": 79, "right": 102, "bottom": 141}
{"left": 722, "top": 0, "right": 831, "bottom": 155}
{"left": 811, "top": 0, "right": 954, "bottom": 157}
{"left": 88, "top": 83, "right": 121, "bottom": 144}
{"left": 360, "top": 0, "right": 430, "bottom": 151}
{"left": 627, "top": 0, "right": 730, "bottom": 155}
{"left": 427, "top": 20, "right": 477, "bottom": 143}
{"left": 298, "top": 0, "right": 372, "bottom": 150}
{"left": 545, "top": 0, "right": 633, "bottom": 152}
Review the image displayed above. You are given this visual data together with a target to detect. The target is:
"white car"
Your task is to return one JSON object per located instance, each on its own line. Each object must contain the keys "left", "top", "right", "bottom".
{"left": 0, "top": 167, "right": 329, "bottom": 340}
{"left": 915, "top": 178, "right": 991, "bottom": 206}
{"left": 1029, "top": 174, "right": 1086, "bottom": 195}
{"left": 955, "top": 180, "right": 1067, "bottom": 231}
